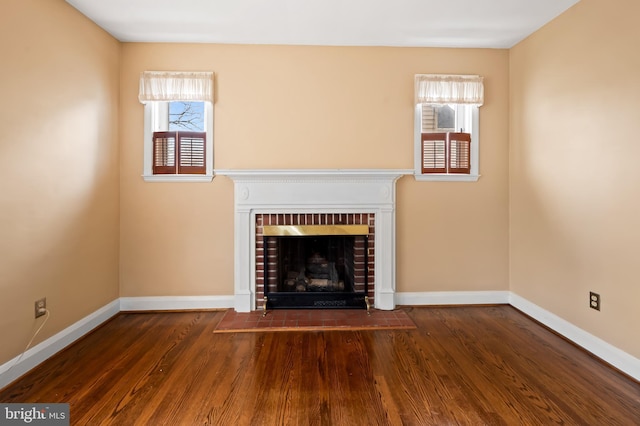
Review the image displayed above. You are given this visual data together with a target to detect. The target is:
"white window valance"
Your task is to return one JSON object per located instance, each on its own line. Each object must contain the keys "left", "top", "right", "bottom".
{"left": 138, "top": 71, "right": 214, "bottom": 103}
{"left": 415, "top": 74, "right": 484, "bottom": 106}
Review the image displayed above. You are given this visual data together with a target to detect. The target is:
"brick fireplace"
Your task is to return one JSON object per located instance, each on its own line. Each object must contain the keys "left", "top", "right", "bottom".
{"left": 256, "top": 213, "right": 374, "bottom": 310}
{"left": 216, "top": 169, "right": 412, "bottom": 312}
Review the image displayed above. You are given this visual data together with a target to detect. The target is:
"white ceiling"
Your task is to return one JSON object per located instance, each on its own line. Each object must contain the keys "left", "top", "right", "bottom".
{"left": 65, "top": 0, "right": 580, "bottom": 49}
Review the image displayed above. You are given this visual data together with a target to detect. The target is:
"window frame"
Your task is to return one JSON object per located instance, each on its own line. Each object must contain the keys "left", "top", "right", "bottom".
{"left": 143, "top": 101, "right": 214, "bottom": 182}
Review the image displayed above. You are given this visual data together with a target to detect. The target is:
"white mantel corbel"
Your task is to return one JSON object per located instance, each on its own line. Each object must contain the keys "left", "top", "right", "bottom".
{"left": 216, "top": 169, "right": 413, "bottom": 312}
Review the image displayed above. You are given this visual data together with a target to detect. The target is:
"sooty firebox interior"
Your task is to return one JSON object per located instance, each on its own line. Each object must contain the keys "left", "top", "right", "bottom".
{"left": 262, "top": 225, "right": 369, "bottom": 310}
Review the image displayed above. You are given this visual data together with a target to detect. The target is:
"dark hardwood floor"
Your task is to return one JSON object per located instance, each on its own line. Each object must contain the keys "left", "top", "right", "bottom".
{"left": 1, "top": 306, "right": 639, "bottom": 425}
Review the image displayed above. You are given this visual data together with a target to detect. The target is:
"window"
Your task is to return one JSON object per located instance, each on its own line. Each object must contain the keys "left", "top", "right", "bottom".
{"left": 420, "top": 104, "right": 472, "bottom": 174}
{"left": 139, "top": 71, "right": 214, "bottom": 182}
{"left": 152, "top": 101, "right": 206, "bottom": 174}
{"left": 414, "top": 74, "right": 483, "bottom": 181}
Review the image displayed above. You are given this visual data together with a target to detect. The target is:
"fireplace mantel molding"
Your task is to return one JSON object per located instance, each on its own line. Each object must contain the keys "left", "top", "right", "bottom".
{"left": 216, "top": 169, "right": 413, "bottom": 312}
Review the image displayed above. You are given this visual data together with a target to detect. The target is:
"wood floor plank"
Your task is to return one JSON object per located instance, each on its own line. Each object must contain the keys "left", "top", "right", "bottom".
{"left": 478, "top": 306, "right": 640, "bottom": 424}
{"left": 1, "top": 306, "right": 639, "bottom": 425}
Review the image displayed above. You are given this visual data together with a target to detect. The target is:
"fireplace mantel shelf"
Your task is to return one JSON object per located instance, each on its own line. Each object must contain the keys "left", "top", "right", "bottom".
{"left": 220, "top": 169, "right": 411, "bottom": 312}
{"left": 216, "top": 169, "right": 414, "bottom": 181}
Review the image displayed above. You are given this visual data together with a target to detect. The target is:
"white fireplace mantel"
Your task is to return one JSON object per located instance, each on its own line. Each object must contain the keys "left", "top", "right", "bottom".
{"left": 216, "top": 169, "right": 413, "bottom": 312}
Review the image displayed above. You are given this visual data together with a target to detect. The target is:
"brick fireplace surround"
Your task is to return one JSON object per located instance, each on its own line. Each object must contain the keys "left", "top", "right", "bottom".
{"left": 256, "top": 212, "right": 375, "bottom": 308}
{"left": 217, "top": 169, "right": 412, "bottom": 312}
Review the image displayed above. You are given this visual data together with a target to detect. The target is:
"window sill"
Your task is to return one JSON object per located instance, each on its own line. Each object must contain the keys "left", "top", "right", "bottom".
{"left": 414, "top": 174, "right": 480, "bottom": 182}
{"left": 142, "top": 174, "right": 214, "bottom": 183}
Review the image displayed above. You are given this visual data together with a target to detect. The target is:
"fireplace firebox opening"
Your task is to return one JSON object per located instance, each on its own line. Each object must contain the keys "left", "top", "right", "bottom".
{"left": 261, "top": 224, "right": 370, "bottom": 311}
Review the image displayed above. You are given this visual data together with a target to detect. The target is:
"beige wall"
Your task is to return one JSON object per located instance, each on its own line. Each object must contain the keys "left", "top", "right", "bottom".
{"left": 119, "top": 44, "right": 510, "bottom": 297}
{"left": 510, "top": 0, "right": 640, "bottom": 358}
{"left": 0, "top": 0, "right": 120, "bottom": 365}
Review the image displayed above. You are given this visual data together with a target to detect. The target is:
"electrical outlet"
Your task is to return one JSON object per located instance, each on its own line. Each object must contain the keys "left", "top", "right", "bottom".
{"left": 589, "top": 292, "right": 600, "bottom": 311}
{"left": 35, "top": 297, "right": 46, "bottom": 318}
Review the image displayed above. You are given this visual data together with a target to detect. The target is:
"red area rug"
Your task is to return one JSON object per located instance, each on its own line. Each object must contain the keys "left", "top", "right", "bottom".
{"left": 214, "top": 308, "right": 416, "bottom": 333}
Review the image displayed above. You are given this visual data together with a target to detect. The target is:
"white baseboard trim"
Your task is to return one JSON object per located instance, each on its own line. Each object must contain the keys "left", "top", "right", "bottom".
{"left": 396, "top": 290, "right": 510, "bottom": 306}
{"left": 119, "top": 295, "right": 234, "bottom": 311}
{"left": 509, "top": 293, "right": 640, "bottom": 381}
{"left": 0, "top": 299, "right": 120, "bottom": 390}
